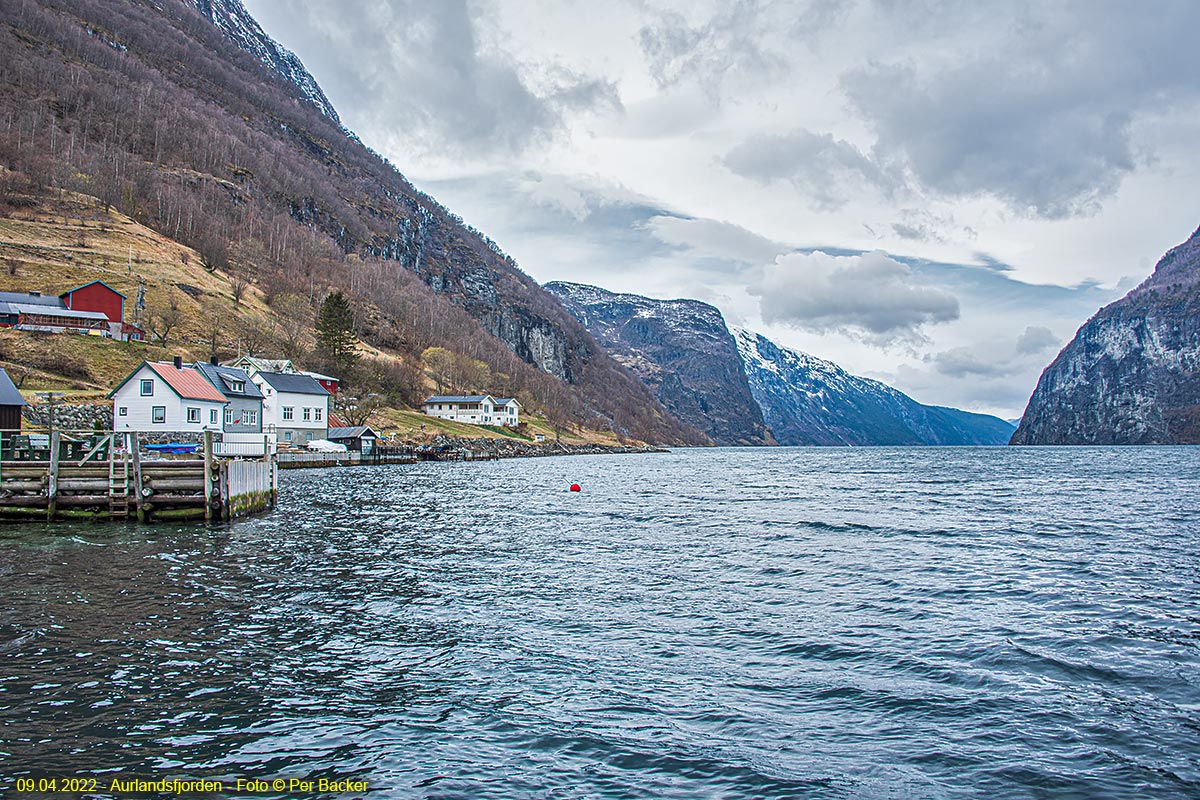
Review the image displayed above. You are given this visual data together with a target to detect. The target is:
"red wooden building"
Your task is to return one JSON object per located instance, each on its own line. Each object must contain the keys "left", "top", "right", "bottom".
{"left": 59, "top": 281, "right": 145, "bottom": 341}
{"left": 60, "top": 281, "right": 124, "bottom": 322}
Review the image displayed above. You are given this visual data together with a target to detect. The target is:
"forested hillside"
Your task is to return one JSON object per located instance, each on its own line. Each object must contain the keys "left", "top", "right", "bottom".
{"left": 0, "top": 0, "right": 696, "bottom": 443}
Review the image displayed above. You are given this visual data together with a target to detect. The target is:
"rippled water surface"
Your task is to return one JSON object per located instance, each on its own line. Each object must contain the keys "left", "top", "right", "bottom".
{"left": 2, "top": 447, "right": 1199, "bottom": 798}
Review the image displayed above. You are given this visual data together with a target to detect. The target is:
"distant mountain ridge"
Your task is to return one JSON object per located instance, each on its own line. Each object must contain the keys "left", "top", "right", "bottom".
{"left": 735, "top": 330, "right": 1016, "bottom": 446}
{"left": 547, "top": 281, "right": 1014, "bottom": 446}
{"left": 1012, "top": 224, "right": 1200, "bottom": 444}
{"left": 544, "top": 282, "right": 773, "bottom": 446}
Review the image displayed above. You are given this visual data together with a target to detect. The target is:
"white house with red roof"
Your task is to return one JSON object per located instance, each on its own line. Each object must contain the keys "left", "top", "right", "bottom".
{"left": 109, "top": 357, "right": 228, "bottom": 432}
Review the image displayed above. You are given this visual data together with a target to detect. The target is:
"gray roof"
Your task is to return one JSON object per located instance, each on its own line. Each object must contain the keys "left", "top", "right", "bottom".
{"left": 0, "top": 301, "right": 108, "bottom": 320}
{"left": 227, "top": 356, "right": 297, "bottom": 374}
{"left": 255, "top": 371, "right": 330, "bottom": 396}
{"left": 493, "top": 397, "right": 520, "bottom": 407}
{"left": 194, "top": 363, "right": 264, "bottom": 399}
{"left": 0, "top": 368, "right": 26, "bottom": 407}
{"left": 424, "top": 395, "right": 493, "bottom": 403}
{"left": 327, "top": 425, "right": 378, "bottom": 440}
{"left": 0, "top": 291, "right": 62, "bottom": 307}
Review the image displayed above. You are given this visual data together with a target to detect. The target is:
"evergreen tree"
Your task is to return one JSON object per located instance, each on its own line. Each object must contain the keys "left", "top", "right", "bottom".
{"left": 316, "top": 290, "right": 358, "bottom": 377}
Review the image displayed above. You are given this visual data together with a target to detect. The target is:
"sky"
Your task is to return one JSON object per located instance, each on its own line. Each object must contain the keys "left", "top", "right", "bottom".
{"left": 241, "top": 0, "right": 1200, "bottom": 419}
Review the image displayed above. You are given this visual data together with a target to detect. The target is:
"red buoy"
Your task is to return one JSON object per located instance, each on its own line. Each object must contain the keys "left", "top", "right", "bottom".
{"left": 570, "top": 483, "right": 582, "bottom": 492}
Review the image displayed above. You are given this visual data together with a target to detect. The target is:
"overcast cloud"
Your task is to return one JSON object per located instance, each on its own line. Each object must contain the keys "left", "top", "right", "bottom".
{"left": 242, "top": 0, "right": 1200, "bottom": 416}
{"left": 753, "top": 251, "right": 959, "bottom": 342}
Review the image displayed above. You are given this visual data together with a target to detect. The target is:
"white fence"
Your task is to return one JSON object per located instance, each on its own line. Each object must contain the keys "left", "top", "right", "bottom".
{"left": 214, "top": 433, "right": 277, "bottom": 458}
{"left": 277, "top": 451, "right": 357, "bottom": 465}
{"left": 224, "top": 460, "right": 276, "bottom": 517}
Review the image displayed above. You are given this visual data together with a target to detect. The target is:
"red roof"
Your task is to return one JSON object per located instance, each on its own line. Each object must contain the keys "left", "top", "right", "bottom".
{"left": 147, "top": 362, "right": 227, "bottom": 402}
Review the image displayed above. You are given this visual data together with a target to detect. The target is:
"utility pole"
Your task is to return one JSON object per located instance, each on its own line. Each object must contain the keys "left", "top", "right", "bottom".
{"left": 35, "top": 392, "right": 65, "bottom": 433}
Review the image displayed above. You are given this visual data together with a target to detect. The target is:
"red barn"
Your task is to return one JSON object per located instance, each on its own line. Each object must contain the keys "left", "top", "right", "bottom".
{"left": 60, "top": 281, "right": 125, "bottom": 323}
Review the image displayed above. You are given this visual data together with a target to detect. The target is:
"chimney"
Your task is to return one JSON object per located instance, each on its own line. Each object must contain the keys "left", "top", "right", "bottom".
{"left": 173, "top": 356, "right": 183, "bottom": 370}
{"left": 210, "top": 355, "right": 219, "bottom": 366}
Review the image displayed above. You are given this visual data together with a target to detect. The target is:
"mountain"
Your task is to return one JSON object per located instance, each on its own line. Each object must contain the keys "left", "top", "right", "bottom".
{"left": 192, "top": 0, "right": 340, "bottom": 124}
{"left": 545, "top": 281, "right": 1011, "bottom": 447}
{"left": 1012, "top": 225, "right": 1200, "bottom": 444}
{"left": 544, "top": 282, "right": 773, "bottom": 446}
{"left": 0, "top": 0, "right": 693, "bottom": 443}
{"left": 735, "top": 330, "right": 1016, "bottom": 446}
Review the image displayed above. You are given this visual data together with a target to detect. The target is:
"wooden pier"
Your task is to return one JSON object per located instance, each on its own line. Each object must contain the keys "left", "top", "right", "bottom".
{"left": 0, "top": 430, "right": 276, "bottom": 523}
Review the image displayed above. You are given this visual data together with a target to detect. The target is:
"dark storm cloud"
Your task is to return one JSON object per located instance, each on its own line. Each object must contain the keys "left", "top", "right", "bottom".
{"left": 242, "top": 0, "right": 617, "bottom": 156}
{"left": 842, "top": 1, "right": 1200, "bottom": 218}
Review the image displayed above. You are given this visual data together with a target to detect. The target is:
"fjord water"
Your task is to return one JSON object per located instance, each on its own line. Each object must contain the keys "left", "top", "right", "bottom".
{"left": 2, "top": 448, "right": 1198, "bottom": 799}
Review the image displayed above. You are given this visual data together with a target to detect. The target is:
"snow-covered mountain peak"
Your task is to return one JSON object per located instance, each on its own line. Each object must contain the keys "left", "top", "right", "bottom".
{"left": 734, "top": 328, "right": 1014, "bottom": 446}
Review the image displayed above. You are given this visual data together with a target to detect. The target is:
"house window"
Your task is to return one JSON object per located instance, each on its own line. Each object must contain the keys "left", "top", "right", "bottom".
{"left": 303, "top": 407, "right": 311, "bottom": 421}
{"left": 152, "top": 406, "right": 166, "bottom": 424}
{"left": 245, "top": 410, "right": 258, "bottom": 425}
{"left": 118, "top": 407, "right": 128, "bottom": 416}
{"left": 314, "top": 408, "right": 322, "bottom": 421}
{"left": 187, "top": 407, "right": 200, "bottom": 423}
{"left": 305, "top": 432, "right": 313, "bottom": 441}
{"left": 225, "top": 409, "right": 234, "bottom": 425}
{"left": 230, "top": 380, "right": 245, "bottom": 392}
{"left": 140, "top": 379, "right": 153, "bottom": 396}
{"left": 282, "top": 407, "right": 294, "bottom": 421}
{"left": 210, "top": 408, "right": 219, "bottom": 425}
{"left": 283, "top": 431, "right": 292, "bottom": 441}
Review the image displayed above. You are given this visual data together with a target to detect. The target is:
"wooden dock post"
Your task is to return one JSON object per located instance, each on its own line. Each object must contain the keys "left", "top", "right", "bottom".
{"left": 129, "top": 432, "right": 146, "bottom": 523}
{"left": 46, "top": 431, "right": 60, "bottom": 521}
{"left": 203, "top": 430, "right": 214, "bottom": 523}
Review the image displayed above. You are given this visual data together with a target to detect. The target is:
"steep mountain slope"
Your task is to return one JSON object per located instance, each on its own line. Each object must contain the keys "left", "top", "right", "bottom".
{"left": 545, "top": 282, "right": 772, "bottom": 446}
{"left": 192, "top": 0, "right": 340, "bottom": 124}
{"left": 736, "top": 330, "right": 1015, "bottom": 446}
{"left": 0, "top": 0, "right": 691, "bottom": 442}
{"left": 1012, "top": 225, "right": 1200, "bottom": 444}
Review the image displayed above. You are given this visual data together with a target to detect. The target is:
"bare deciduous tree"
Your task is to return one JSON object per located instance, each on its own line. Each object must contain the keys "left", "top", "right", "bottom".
{"left": 270, "top": 293, "right": 313, "bottom": 361}
{"left": 149, "top": 296, "right": 182, "bottom": 345}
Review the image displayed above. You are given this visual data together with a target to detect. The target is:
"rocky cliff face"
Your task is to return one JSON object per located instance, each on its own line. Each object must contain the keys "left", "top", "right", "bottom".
{"left": 545, "top": 283, "right": 773, "bottom": 446}
{"left": 736, "top": 330, "right": 1015, "bottom": 446}
{"left": 1012, "top": 226, "right": 1200, "bottom": 444}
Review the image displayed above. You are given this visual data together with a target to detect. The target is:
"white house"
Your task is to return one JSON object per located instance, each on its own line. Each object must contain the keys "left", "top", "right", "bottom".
{"left": 110, "top": 358, "right": 228, "bottom": 433}
{"left": 422, "top": 395, "right": 521, "bottom": 427}
{"left": 492, "top": 397, "right": 522, "bottom": 426}
{"left": 250, "top": 371, "right": 330, "bottom": 444}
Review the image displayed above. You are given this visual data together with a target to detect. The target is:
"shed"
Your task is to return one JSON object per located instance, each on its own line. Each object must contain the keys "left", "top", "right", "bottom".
{"left": 0, "top": 367, "right": 27, "bottom": 431}
{"left": 327, "top": 425, "right": 379, "bottom": 453}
